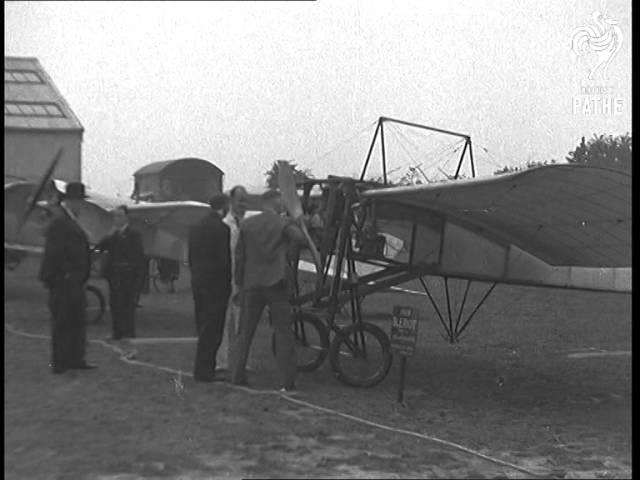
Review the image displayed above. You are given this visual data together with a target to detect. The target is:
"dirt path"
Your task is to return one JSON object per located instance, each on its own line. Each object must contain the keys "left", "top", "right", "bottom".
{"left": 5, "top": 319, "right": 540, "bottom": 479}
{"left": 5, "top": 263, "right": 631, "bottom": 479}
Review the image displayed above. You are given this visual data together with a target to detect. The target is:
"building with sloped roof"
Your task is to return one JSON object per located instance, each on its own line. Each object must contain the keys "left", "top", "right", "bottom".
{"left": 4, "top": 56, "right": 84, "bottom": 183}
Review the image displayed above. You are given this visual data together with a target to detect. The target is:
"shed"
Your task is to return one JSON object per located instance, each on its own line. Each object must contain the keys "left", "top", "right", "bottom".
{"left": 4, "top": 56, "right": 83, "bottom": 183}
{"left": 132, "top": 157, "right": 224, "bottom": 203}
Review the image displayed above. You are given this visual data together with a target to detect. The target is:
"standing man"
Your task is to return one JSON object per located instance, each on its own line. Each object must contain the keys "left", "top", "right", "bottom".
{"left": 96, "top": 205, "right": 145, "bottom": 340}
{"left": 216, "top": 185, "right": 256, "bottom": 371}
{"left": 39, "top": 182, "right": 96, "bottom": 374}
{"left": 231, "top": 189, "right": 307, "bottom": 392}
{"left": 188, "top": 193, "right": 231, "bottom": 382}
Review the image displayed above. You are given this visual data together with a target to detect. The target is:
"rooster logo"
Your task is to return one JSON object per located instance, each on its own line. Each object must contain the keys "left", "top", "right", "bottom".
{"left": 571, "top": 11, "right": 623, "bottom": 81}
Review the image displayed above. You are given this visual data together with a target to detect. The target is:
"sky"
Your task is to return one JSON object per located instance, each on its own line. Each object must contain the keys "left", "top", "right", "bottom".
{"left": 4, "top": 0, "right": 632, "bottom": 197}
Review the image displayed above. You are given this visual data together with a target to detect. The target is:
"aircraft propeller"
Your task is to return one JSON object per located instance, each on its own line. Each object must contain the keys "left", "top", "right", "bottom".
{"left": 277, "top": 160, "right": 323, "bottom": 274}
{"left": 16, "top": 147, "right": 64, "bottom": 234}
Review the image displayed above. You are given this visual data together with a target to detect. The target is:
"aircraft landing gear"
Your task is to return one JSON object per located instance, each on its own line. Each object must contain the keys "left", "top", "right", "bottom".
{"left": 328, "top": 321, "right": 392, "bottom": 388}
{"left": 271, "top": 311, "right": 393, "bottom": 388}
{"left": 272, "top": 311, "right": 330, "bottom": 372}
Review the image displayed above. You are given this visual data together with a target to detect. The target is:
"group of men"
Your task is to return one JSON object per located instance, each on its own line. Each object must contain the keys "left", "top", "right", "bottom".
{"left": 39, "top": 181, "right": 307, "bottom": 392}
{"left": 189, "top": 186, "right": 307, "bottom": 392}
{"left": 39, "top": 182, "right": 145, "bottom": 373}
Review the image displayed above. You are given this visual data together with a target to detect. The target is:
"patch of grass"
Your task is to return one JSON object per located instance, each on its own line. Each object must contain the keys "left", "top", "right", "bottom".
{"left": 5, "top": 262, "right": 632, "bottom": 478}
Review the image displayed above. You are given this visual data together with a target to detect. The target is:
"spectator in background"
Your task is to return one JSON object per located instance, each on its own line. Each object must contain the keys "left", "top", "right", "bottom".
{"left": 157, "top": 258, "right": 179, "bottom": 293}
{"left": 308, "top": 203, "right": 325, "bottom": 247}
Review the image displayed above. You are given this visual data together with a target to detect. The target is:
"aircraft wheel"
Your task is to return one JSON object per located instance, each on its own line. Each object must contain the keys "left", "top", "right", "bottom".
{"left": 85, "top": 284, "right": 106, "bottom": 324}
{"left": 152, "top": 276, "right": 176, "bottom": 294}
{"left": 272, "top": 311, "right": 330, "bottom": 372}
{"left": 329, "top": 322, "right": 392, "bottom": 388}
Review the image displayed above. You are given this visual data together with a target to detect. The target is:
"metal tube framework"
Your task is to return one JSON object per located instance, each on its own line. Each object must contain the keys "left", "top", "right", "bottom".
{"left": 360, "top": 117, "right": 476, "bottom": 182}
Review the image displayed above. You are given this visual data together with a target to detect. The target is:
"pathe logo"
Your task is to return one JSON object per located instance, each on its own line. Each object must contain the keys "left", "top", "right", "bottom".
{"left": 570, "top": 11, "right": 623, "bottom": 81}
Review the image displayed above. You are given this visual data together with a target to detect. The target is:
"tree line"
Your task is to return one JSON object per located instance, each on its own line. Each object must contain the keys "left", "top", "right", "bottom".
{"left": 494, "top": 133, "right": 631, "bottom": 175}
{"left": 263, "top": 133, "right": 632, "bottom": 186}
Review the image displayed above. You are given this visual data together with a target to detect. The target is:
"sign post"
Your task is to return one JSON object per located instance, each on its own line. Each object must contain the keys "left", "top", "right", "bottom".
{"left": 390, "top": 306, "right": 418, "bottom": 404}
{"left": 397, "top": 356, "right": 408, "bottom": 403}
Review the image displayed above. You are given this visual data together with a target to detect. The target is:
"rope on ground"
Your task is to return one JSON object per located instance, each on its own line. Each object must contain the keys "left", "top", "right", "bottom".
{"left": 280, "top": 395, "right": 552, "bottom": 478}
{"left": 5, "top": 322, "right": 555, "bottom": 478}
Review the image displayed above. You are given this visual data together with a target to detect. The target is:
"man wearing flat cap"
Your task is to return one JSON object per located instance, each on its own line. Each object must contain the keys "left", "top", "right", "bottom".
{"left": 39, "top": 181, "right": 96, "bottom": 373}
{"left": 188, "top": 192, "right": 232, "bottom": 382}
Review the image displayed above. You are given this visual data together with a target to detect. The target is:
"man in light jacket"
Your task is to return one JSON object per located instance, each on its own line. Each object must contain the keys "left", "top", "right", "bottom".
{"left": 231, "top": 189, "right": 307, "bottom": 392}
{"left": 216, "top": 185, "right": 257, "bottom": 371}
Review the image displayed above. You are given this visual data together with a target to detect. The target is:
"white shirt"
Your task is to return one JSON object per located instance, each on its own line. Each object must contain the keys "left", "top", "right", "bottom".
{"left": 222, "top": 211, "right": 243, "bottom": 290}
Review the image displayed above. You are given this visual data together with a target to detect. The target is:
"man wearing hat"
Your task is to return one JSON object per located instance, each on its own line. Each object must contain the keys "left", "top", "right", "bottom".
{"left": 187, "top": 193, "right": 232, "bottom": 382}
{"left": 39, "top": 181, "right": 96, "bottom": 373}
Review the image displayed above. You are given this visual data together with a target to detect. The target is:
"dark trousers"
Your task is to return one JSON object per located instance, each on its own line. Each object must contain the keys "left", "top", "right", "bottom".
{"left": 232, "top": 280, "right": 296, "bottom": 389}
{"left": 107, "top": 269, "right": 138, "bottom": 339}
{"left": 48, "top": 279, "right": 87, "bottom": 368}
{"left": 192, "top": 276, "right": 230, "bottom": 378}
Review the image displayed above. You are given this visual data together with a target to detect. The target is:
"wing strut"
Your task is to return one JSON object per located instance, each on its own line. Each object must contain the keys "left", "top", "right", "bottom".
{"left": 419, "top": 277, "right": 497, "bottom": 343}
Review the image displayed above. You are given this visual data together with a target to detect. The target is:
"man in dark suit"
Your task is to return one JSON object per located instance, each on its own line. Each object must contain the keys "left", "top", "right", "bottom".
{"left": 39, "top": 182, "right": 96, "bottom": 374}
{"left": 231, "top": 189, "right": 307, "bottom": 392}
{"left": 188, "top": 193, "right": 232, "bottom": 382}
{"left": 96, "top": 205, "right": 145, "bottom": 340}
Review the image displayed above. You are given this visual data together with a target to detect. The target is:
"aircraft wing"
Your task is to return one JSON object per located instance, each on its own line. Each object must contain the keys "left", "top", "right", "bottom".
{"left": 5, "top": 180, "right": 210, "bottom": 264}
{"left": 126, "top": 202, "right": 210, "bottom": 262}
{"left": 360, "top": 164, "right": 631, "bottom": 292}
{"left": 5, "top": 180, "right": 117, "bottom": 248}
{"left": 363, "top": 164, "right": 631, "bottom": 268}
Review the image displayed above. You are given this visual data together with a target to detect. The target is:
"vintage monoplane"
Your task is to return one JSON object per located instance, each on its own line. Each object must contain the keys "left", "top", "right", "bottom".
{"left": 272, "top": 117, "right": 631, "bottom": 388}
{"left": 5, "top": 117, "right": 632, "bottom": 388}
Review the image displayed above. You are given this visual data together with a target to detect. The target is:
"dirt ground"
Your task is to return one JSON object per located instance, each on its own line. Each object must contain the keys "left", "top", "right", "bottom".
{"left": 4, "top": 258, "right": 632, "bottom": 479}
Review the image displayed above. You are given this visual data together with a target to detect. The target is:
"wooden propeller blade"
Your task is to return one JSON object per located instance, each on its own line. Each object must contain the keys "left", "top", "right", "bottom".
{"left": 276, "top": 160, "right": 304, "bottom": 219}
{"left": 16, "top": 147, "right": 64, "bottom": 234}
{"left": 277, "top": 161, "right": 323, "bottom": 274}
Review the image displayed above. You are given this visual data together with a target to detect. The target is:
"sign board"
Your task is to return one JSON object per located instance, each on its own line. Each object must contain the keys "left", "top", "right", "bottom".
{"left": 390, "top": 305, "right": 418, "bottom": 356}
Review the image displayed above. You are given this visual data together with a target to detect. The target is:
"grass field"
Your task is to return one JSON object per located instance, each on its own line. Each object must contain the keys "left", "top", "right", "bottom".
{"left": 5, "top": 257, "right": 632, "bottom": 479}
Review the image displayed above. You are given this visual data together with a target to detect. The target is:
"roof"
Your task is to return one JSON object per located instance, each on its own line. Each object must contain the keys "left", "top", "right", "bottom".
{"left": 4, "top": 56, "right": 84, "bottom": 132}
{"left": 363, "top": 164, "right": 631, "bottom": 268}
{"left": 133, "top": 158, "right": 224, "bottom": 177}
